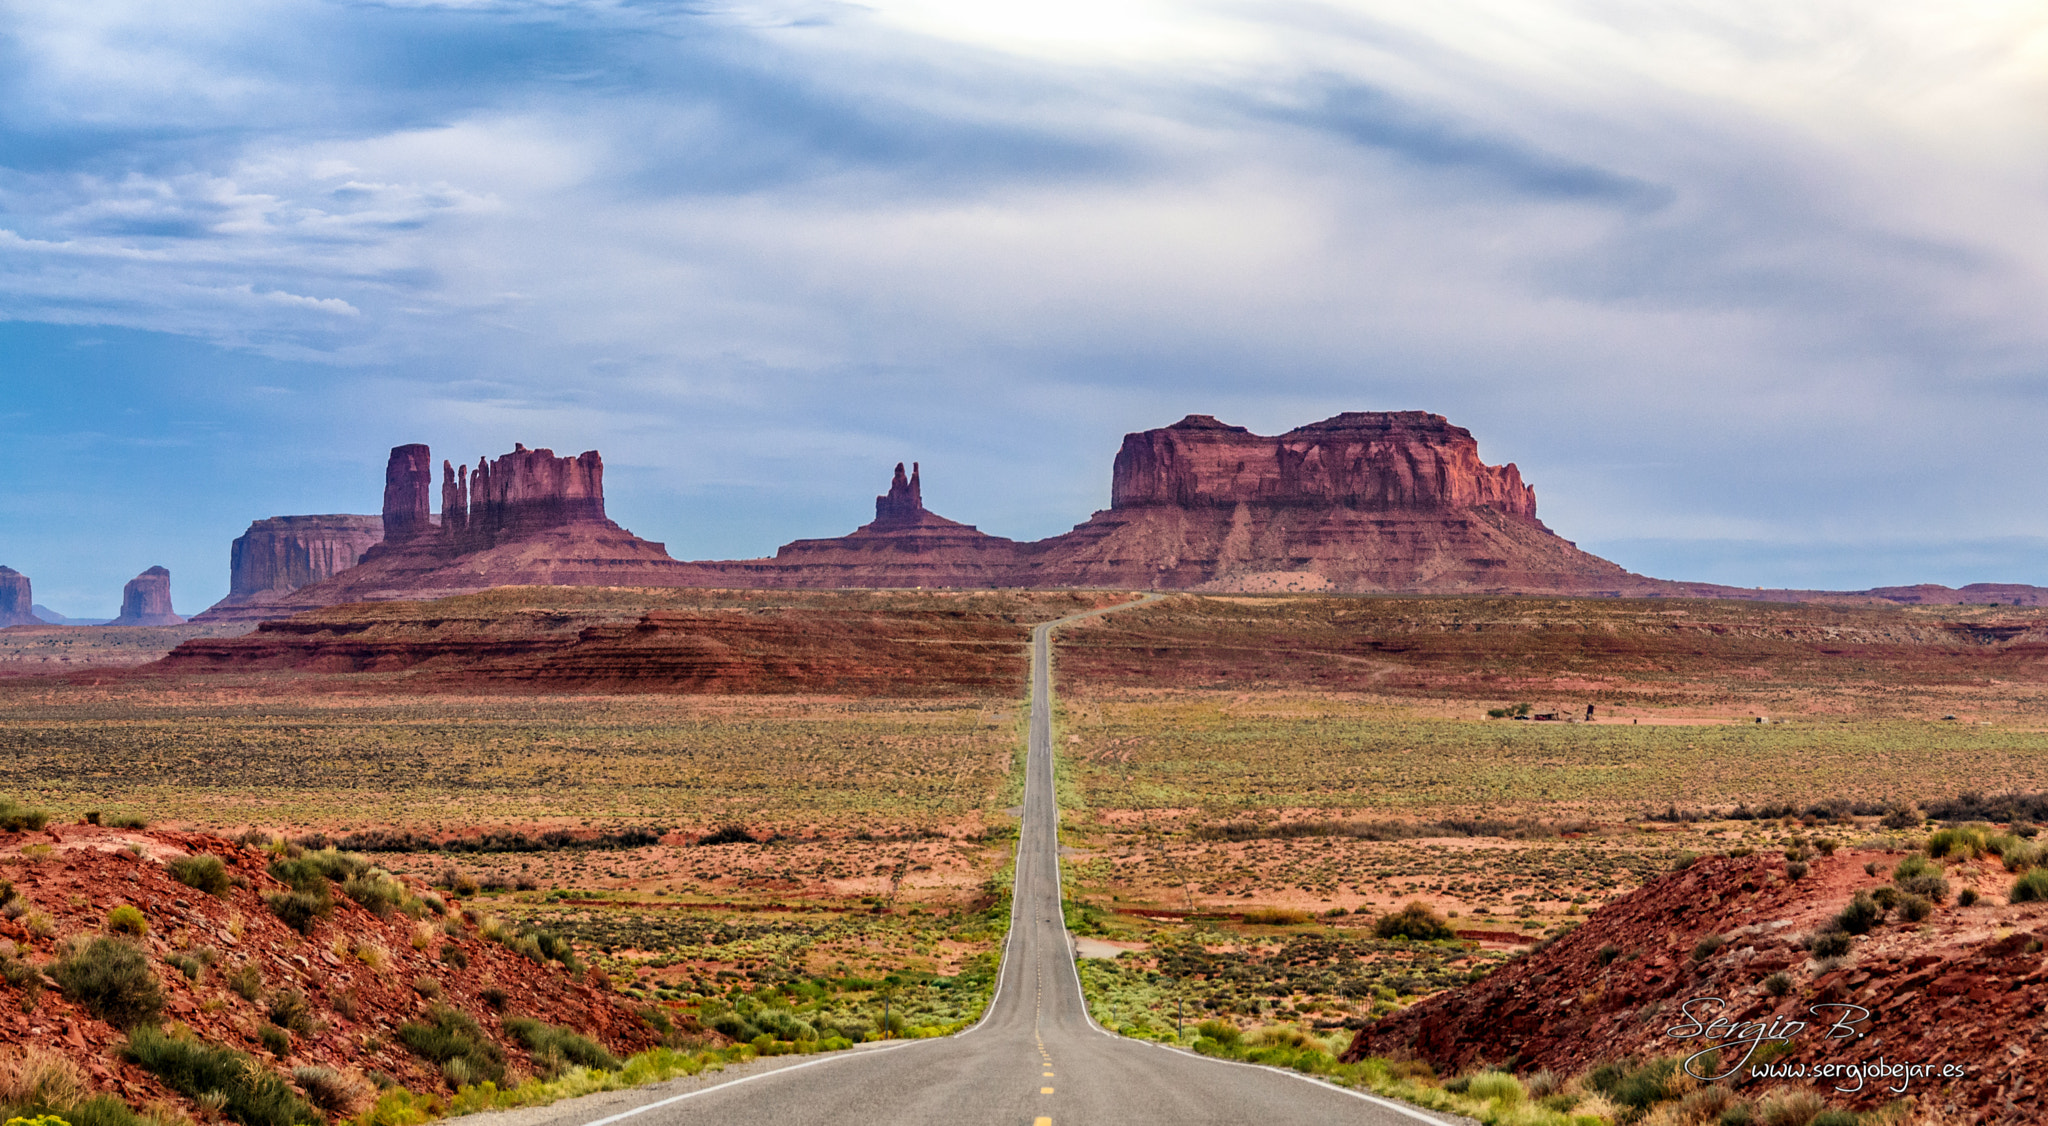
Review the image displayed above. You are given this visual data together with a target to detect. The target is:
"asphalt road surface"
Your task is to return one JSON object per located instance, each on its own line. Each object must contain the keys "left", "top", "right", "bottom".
{"left": 479, "top": 599, "right": 1464, "bottom": 1126}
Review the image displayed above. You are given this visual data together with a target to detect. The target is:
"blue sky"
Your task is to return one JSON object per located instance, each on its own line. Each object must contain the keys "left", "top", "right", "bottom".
{"left": 4, "top": 1, "right": 2047, "bottom": 616}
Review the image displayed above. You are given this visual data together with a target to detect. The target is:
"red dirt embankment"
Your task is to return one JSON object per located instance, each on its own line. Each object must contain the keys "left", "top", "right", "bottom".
{"left": 1346, "top": 850, "right": 2048, "bottom": 1123}
{"left": 0, "top": 824, "right": 663, "bottom": 1115}
{"left": 148, "top": 588, "right": 1127, "bottom": 695}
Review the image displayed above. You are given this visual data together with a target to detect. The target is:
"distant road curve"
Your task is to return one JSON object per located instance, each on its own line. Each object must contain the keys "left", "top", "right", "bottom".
{"left": 469, "top": 594, "right": 1466, "bottom": 1126}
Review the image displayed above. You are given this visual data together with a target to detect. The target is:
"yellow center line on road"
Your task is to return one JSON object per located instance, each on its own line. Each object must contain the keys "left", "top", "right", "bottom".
{"left": 1034, "top": 1119, "right": 1052, "bottom": 1126}
{"left": 1041, "top": 1087, "right": 1055, "bottom": 1094}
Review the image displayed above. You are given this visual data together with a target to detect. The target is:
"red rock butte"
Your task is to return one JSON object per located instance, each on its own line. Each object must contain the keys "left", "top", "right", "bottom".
{"left": 194, "top": 515, "right": 385, "bottom": 622}
{"left": 0, "top": 566, "right": 35, "bottom": 627}
{"left": 110, "top": 565, "right": 185, "bottom": 626}
{"left": 252, "top": 443, "right": 709, "bottom": 612}
{"left": 201, "top": 413, "right": 2048, "bottom": 613}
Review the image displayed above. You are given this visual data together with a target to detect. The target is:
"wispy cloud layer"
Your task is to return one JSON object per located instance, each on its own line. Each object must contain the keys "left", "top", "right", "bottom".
{"left": 4, "top": 0, "right": 2047, "bottom": 612}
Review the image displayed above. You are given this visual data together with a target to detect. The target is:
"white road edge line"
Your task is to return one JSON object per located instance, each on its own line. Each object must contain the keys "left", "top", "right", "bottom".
{"left": 575, "top": 1040, "right": 925, "bottom": 1126}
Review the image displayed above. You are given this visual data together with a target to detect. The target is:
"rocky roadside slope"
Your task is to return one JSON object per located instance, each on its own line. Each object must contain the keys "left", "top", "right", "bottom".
{"left": 1346, "top": 845, "right": 2048, "bottom": 1123}
{"left": 0, "top": 821, "right": 672, "bottom": 1119}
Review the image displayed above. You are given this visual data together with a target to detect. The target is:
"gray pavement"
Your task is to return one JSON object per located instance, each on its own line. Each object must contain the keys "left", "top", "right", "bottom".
{"left": 466, "top": 600, "right": 1468, "bottom": 1126}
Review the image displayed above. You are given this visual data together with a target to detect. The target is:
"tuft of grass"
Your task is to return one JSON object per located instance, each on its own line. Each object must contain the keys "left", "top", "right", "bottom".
{"left": 397, "top": 1007, "right": 507, "bottom": 1088}
{"left": 2011, "top": 868, "right": 2048, "bottom": 904}
{"left": 225, "top": 962, "right": 264, "bottom": 1003}
{"left": 342, "top": 871, "right": 410, "bottom": 918}
{"left": 267, "top": 987, "right": 316, "bottom": 1035}
{"left": 1833, "top": 892, "right": 1883, "bottom": 935}
{"left": 1926, "top": 824, "right": 1992, "bottom": 860}
{"left": 1463, "top": 1071, "right": 1525, "bottom": 1106}
{"left": 124, "top": 1026, "right": 321, "bottom": 1126}
{"left": 104, "top": 905, "right": 146, "bottom": 937}
{"left": 166, "top": 855, "right": 234, "bottom": 897}
{"left": 51, "top": 937, "right": 164, "bottom": 1029}
{"left": 0, "top": 798, "right": 52, "bottom": 832}
{"left": 291, "top": 1067, "right": 370, "bottom": 1116}
{"left": 502, "top": 1016, "right": 620, "bottom": 1074}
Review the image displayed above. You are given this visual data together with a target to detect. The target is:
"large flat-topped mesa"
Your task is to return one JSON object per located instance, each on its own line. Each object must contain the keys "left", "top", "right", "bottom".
{"left": 193, "top": 515, "right": 385, "bottom": 622}
{"left": 1110, "top": 412, "right": 1537, "bottom": 514}
{"left": 1010, "top": 411, "right": 1648, "bottom": 593}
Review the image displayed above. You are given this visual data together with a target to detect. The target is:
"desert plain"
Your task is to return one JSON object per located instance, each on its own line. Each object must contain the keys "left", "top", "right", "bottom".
{"left": 5, "top": 587, "right": 2048, "bottom": 1124}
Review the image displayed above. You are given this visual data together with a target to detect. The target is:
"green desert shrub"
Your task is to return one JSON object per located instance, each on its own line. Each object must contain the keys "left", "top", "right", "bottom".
{"left": 502, "top": 1016, "right": 619, "bottom": 1072}
{"left": 2011, "top": 868, "right": 2048, "bottom": 903}
{"left": 124, "top": 1026, "right": 321, "bottom": 1126}
{"left": 51, "top": 937, "right": 164, "bottom": 1029}
{"left": 1464, "top": 1071, "right": 1525, "bottom": 1106}
{"left": 396, "top": 1007, "right": 506, "bottom": 1087}
{"left": 104, "top": 906, "right": 146, "bottom": 937}
{"left": 166, "top": 855, "right": 234, "bottom": 897}
{"left": 1808, "top": 931, "right": 1853, "bottom": 959}
{"left": 0, "top": 798, "right": 51, "bottom": 832}
{"left": 1833, "top": 892, "right": 1883, "bottom": 935}
{"left": 262, "top": 890, "right": 331, "bottom": 934}
{"left": 1692, "top": 934, "right": 1727, "bottom": 962}
{"left": 290, "top": 1067, "right": 369, "bottom": 1116}
{"left": 1898, "top": 894, "right": 1934, "bottom": 922}
{"left": 259, "top": 1025, "right": 291, "bottom": 1057}
{"left": 1892, "top": 855, "right": 1950, "bottom": 902}
{"left": 225, "top": 963, "right": 264, "bottom": 1003}
{"left": 1374, "top": 901, "right": 1455, "bottom": 941}
{"left": 267, "top": 987, "right": 316, "bottom": 1035}
{"left": 341, "top": 871, "right": 409, "bottom": 917}
{"left": 1926, "top": 825, "right": 1992, "bottom": 859}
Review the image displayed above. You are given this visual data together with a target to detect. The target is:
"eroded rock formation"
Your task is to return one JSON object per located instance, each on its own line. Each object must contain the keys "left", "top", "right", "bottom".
{"left": 110, "top": 565, "right": 185, "bottom": 626}
{"left": 0, "top": 566, "right": 34, "bottom": 627}
{"left": 710, "top": 462, "right": 1027, "bottom": 589}
{"left": 263, "top": 443, "right": 709, "bottom": 610}
{"left": 194, "top": 516, "right": 385, "bottom": 622}
{"left": 697, "top": 412, "right": 1655, "bottom": 595}
{"left": 1002, "top": 411, "right": 1619, "bottom": 592}
{"left": 1109, "top": 412, "right": 1537, "bottom": 515}
{"left": 382, "top": 443, "right": 434, "bottom": 543}
{"left": 213, "top": 415, "right": 2048, "bottom": 617}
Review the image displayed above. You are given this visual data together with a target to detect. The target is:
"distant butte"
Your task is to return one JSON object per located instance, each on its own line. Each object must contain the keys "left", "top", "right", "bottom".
{"left": 256, "top": 443, "right": 711, "bottom": 612}
{"left": 0, "top": 566, "right": 35, "bottom": 627}
{"left": 194, "top": 515, "right": 385, "bottom": 622}
{"left": 110, "top": 565, "right": 185, "bottom": 626}
{"left": 204, "top": 413, "right": 2048, "bottom": 614}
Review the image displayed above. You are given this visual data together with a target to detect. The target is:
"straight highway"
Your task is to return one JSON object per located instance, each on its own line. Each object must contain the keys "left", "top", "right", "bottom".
{"left": 476, "top": 598, "right": 1460, "bottom": 1126}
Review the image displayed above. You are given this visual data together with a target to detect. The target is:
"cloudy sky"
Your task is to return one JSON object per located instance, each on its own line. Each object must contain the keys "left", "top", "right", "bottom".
{"left": 4, "top": 0, "right": 2046, "bottom": 616}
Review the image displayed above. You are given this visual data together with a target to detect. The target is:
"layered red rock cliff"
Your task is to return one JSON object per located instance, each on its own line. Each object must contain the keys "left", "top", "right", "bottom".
{"left": 260, "top": 443, "right": 710, "bottom": 610}
{"left": 1007, "top": 412, "right": 1645, "bottom": 593}
{"left": 0, "top": 566, "right": 34, "bottom": 627}
{"left": 109, "top": 565, "right": 185, "bottom": 626}
{"left": 194, "top": 515, "right": 385, "bottom": 622}
{"left": 693, "top": 412, "right": 1657, "bottom": 595}
{"left": 208, "top": 414, "right": 2048, "bottom": 615}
